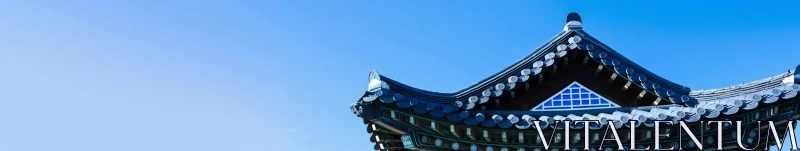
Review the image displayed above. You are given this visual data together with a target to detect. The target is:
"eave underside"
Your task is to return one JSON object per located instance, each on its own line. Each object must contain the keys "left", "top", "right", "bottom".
{"left": 366, "top": 97, "right": 800, "bottom": 151}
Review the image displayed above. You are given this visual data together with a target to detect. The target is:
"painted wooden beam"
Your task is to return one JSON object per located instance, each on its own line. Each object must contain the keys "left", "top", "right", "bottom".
{"left": 609, "top": 73, "right": 617, "bottom": 83}
{"left": 582, "top": 56, "right": 590, "bottom": 66}
{"left": 622, "top": 81, "right": 632, "bottom": 92}
{"left": 430, "top": 121, "right": 443, "bottom": 134}
{"left": 482, "top": 130, "right": 492, "bottom": 142}
{"left": 450, "top": 125, "right": 461, "bottom": 138}
{"left": 635, "top": 89, "right": 646, "bottom": 101}
{"left": 466, "top": 128, "right": 475, "bottom": 140}
{"left": 652, "top": 97, "right": 661, "bottom": 105}
{"left": 502, "top": 131, "right": 508, "bottom": 143}
{"left": 594, "top": 65, "right": 604, "bottom": 76}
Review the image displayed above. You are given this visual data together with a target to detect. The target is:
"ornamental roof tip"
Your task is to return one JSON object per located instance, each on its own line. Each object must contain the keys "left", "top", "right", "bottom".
{"left": 366, "top": 70, "right": 387, "bottom": 92}
{"left": 566, "top": 12, "right": 582, "bottom": 23}
{"left": 564, "top": 12, "right": 583, "bottom": 31}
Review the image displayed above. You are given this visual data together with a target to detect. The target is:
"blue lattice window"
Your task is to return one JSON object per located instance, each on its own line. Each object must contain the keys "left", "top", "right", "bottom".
{"left": 530, "top": 82, "right": 620, "bottom": 111}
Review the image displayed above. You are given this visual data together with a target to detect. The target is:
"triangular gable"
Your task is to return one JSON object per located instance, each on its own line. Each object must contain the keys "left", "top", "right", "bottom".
{"left": 530, "top": 81, "right": 620, "bottom": 111}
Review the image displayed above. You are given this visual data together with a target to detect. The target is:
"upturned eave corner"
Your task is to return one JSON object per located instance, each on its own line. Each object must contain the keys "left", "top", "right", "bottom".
{"left": 367, "top": 70, "right": 387, "bottom": 92}
{"left": 350, "top": 70, "right": 387, "bottom": 120}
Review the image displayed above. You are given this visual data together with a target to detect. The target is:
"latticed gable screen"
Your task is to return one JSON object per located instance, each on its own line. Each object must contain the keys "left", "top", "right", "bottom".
{"left": 531, "top": 82, "right": 620, "bottom": 111}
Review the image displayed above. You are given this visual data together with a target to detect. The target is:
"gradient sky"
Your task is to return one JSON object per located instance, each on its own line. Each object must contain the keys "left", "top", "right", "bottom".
{"left": 1, "top": 1, "right": 799, "bottom": 151}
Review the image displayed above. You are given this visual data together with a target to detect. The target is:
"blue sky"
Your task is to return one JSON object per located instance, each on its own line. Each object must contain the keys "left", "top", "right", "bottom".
{"left": 1, "top": 0, "right": 799, "bottom": 151}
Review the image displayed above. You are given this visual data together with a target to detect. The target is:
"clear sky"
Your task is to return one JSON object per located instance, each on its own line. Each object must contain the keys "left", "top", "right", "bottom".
{"left": 1, "top": 0, "right": 799, "bottom": 151}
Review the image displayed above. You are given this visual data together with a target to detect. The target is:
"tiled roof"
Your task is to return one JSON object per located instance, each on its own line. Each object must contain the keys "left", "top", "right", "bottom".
{"left": 357, "top": 13, "right": 711, "bottom": 118}
{"left": 353, "top": 13, "right": 800, "bottom": 151}
{"left": 351, "top": 12, "right": 800, "bottom": 130}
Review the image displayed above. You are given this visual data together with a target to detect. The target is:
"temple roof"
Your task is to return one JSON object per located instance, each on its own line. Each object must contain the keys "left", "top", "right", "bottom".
{"left": 353, "top": 13, "right": 800, "bottom": 151}
{"left": 365, "top": 13, "right": 693, "bottom": 105}
{"left": 353, "top": 12, "right": 800, "bottom": 129}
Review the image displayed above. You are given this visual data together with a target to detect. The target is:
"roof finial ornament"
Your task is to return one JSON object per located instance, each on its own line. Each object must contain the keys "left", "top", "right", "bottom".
{"left": 367, "top": 70, "right": 387, "bottom": 92}
{"left": 564, "top": 12, "right": 583, "bottom": 31}
{"left": 566, "top": 12, "right": 582, "bottom": 23}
